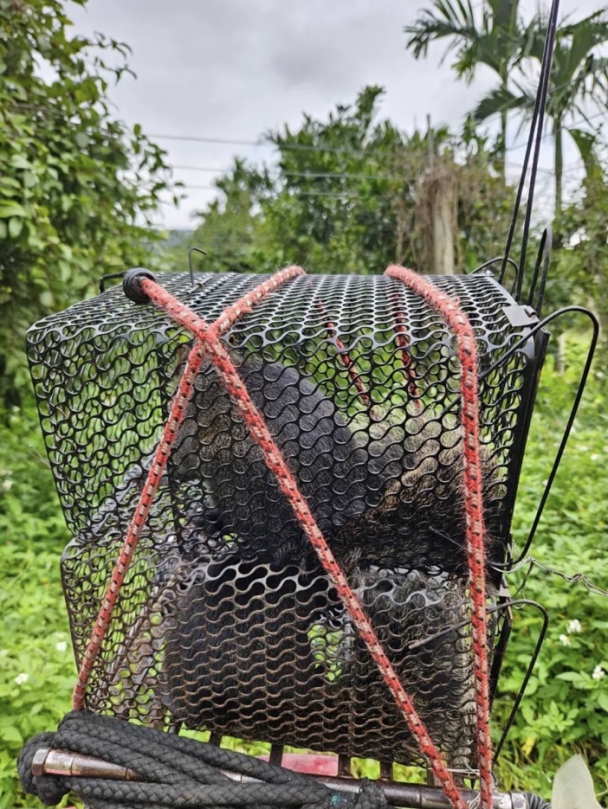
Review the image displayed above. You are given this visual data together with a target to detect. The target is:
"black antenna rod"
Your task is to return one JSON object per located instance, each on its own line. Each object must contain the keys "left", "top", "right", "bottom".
{"left": 500, "top": 0, "right": 560, "bottom": 298}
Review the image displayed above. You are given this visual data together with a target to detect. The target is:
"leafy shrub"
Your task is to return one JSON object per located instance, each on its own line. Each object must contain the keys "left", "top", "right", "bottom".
{"left": 493, "top": 335, "right": 608, "bottom": 798}
{"left": 0, "top": 406, "right": 71, "bottom": 806}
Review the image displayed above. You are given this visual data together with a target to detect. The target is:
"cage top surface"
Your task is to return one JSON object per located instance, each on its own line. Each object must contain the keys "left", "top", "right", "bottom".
{"left": 27, "top": 270, "right": 526, "bottom": 352}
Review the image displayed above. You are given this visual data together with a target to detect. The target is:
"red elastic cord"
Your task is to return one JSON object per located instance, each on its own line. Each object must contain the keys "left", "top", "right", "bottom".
{"left": 315, "top": 299, "right": 372, "bottom": 406}
{"left": 391, "top": 291, "right": 422, "bottom": 413}
{"left": 138, "top": 276, "right": 468, "bottom": 809}
{"left": 72, "top": 267, "right": 305, "bottom": 710}
{"left": 385, "top": 264, "right": 493, "bottom": 809}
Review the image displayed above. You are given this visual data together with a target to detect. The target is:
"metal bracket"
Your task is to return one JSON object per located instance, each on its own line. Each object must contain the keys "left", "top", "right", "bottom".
{"left": 502, "top": 304, "right": 539, "bottom": 329}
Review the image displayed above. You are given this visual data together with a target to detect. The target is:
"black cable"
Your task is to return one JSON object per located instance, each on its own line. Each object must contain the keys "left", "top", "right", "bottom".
{"left": 524, "top": 793, "right": 551, "bottom": 808}
{"left": 500, "top": 0, "right": 560, "bottom": 294}
{"left": 516, "top": 0, "right": 560, "bottom": 300}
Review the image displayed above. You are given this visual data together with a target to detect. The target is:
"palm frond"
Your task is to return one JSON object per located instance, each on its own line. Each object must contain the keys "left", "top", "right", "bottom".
{"left": 472, "top": 86, "right": 532, "bottom": 123}
{"left": 404, "top": 0, "right": 479, "bottom": 61}
{"left": 567, "top": 127, "right": 602, "bottom": 183}
{"left": 487, "top": 0, "right": 521, "bottom": 31}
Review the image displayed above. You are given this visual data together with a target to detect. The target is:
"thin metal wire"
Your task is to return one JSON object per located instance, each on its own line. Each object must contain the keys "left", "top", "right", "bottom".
{"left": 471, "top": 257, "right": 520, "bottom": 294}
{"left": 526, "top": 229, "right": 552, "bottom": 316}
{"left": 516, "top": 0, "right": 560, "bottom": 301}
{"left": 511, "top": 307, "right": 599, "bottom": 567}
{"left": 493, "top": 600, "right": 549, "bottom": 761}
{"left": 500, "top": 0, "right": 560, "bottom": 295}
{"left": 99, "top": 271, "right": 127, "bottom": 293}
{"left": 517, "top": 558, "right": 608, "bottom": 599}
{"left": 471, "top": 256, "right": 520, "bottom": 276}
{"left": 188, "top": 247, "right": 207, "bottom": 284}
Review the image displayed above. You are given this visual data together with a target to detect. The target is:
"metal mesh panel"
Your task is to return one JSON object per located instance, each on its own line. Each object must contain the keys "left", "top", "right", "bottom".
{"left": 27, "top": 272, "right": 545, "bottom": 767}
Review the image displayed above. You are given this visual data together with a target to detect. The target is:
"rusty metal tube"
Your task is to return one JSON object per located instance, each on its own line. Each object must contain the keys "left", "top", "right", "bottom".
{"left": 31, "top": 747, "right": 529, "bottom": 808}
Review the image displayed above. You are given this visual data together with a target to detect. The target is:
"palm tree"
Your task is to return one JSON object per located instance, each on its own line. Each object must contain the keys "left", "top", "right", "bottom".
{"left": 405, "top": 0, "right": 525, "bottom": 173}
{"left": 473, "top": 10, "right": 608, "bottom": 220}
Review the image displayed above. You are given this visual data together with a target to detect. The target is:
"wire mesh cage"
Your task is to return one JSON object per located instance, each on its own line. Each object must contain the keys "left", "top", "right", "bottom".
{"left": 26, "top": 270, "right": 547, "bottom": 770}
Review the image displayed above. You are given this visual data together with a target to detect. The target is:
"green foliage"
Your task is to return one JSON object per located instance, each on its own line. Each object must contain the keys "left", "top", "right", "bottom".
{"left": 406, "top": 1, "right": 608, "bottom": 219}
{"left": 473, "top": 8, "right": 608, "bottom": 216}
{"left": 493, "top": 335, "right": 608, "bottom": 798}
{"left": 404, "top": 0, "right": 525, "bottom": 168}
{"left": 553, "top": 168, "right": 608, "bottom": 338}
{"left": 404, "top": 0, "right": 525, "bottom": 84}
{"left": 0, "top": 404, "right": 71, "bottom": 807}
{"left": 0, "top": 0, "right": 176, "bottom": 404}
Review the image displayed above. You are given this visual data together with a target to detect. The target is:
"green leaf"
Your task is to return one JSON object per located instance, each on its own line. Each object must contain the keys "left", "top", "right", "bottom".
{"left": 8, "top": 218, "right": 23, "bottom": 239}
{"left": 22, "top": 171, "right": 36, "bottom": 189}
{"left": 9, "top": 155, "right": 31, "bottom": 170}
{"left": 556, "top": 671, "right": 582, "bottom": 681}
{"left": 0, "top": 202, "right": 27, "bottom": 218}
{"left": 598, "top": 692, "right": 608, "bottom": 712}
{"left": 39, "top": 290, "right": 55, "bottom": 308}
{"left": 75, "top": 132, "right": 89, "bottom": 149}
{"left": 0, "top": 726, "right": 22, "bottom": 744}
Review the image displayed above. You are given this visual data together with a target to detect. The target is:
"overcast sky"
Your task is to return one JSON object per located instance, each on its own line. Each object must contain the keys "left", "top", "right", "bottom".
{"left": 70, "top": 0, "right": 605, "bottom": 229}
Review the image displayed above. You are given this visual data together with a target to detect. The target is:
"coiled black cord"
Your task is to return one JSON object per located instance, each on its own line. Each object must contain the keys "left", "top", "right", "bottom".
{"left": 524, "top": 793, "right": 551, "bottom": 808}
{"left": 18, "top": 712, "right": 387, "bottom": 808}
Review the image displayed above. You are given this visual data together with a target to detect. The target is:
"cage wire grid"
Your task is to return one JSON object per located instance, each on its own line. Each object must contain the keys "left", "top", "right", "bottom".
{"left": 26, "top": 271, "right": 546, "bottom": 769}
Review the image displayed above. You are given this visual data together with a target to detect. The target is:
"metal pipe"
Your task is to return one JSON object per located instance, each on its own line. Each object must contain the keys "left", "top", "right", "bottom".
{"left": 31, "top": 747, "right": 530, "bottom": 808}
{"left": 31, "top": 748, "right": 144, "bottom": 781}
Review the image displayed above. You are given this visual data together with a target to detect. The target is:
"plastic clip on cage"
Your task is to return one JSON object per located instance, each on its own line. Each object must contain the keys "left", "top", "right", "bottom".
{"left": 26, "top": 269, "right": 547, "bottom": 776}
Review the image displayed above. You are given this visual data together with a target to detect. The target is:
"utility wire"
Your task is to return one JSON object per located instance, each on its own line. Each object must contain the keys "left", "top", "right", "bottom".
{"left": 511, "top": 556, "right": 608, "bottom": 599}
{"left": 150, "top": 134, "right": 393, "bottom": 157}
{"left": 171, "top": 165, "right": 399, "bottom": 181}
{"left": 170, "top": 161, "right": 567, "bottom": 179}
{"left": 178, "top": 184, "right": 391, "bottom": 198}
{"left": 508, "top": 108, "right": 607, "bottom": 151}
{"left": 152, "top": 109, "right": 606, "bottom": 156}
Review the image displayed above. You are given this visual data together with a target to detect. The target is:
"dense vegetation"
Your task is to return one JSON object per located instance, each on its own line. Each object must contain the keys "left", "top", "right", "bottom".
{"left": 173, "top": 87, "right": 516, "bottom": 277}
{"left": 0, "top": 0, "right": 177, "bottom": 405}
{"left": 1, "top": 0, "right": 608, "bottom": 806}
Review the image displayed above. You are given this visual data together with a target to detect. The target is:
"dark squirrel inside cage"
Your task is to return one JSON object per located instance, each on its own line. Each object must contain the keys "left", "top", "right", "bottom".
{"left": 159, "top": 347, "right": 503, "bottom": 764}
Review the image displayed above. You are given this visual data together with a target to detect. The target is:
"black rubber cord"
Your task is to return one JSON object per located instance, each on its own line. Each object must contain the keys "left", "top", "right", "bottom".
{"left": 19, "top": 712, "right": 387, "bottom": 809}
{"left": 524, "top": 794, "right": 552, "bottom": 809}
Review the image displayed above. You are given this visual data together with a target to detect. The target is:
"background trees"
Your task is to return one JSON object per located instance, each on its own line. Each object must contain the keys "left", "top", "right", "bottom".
{"left": 404, "top": 0, "right": 525, "bottom": 174}
{"left": 472, "top": 10, "right": 608, "bottom": 220}
{"left": 403, "top": 0, "right": 608, "bottom": 333}
{"left": 0, "top": 0, "right": 177, "bottom": 404}
{"left": 405, "top": 1, "right": 608, "bottom": 223}
{"left": 178, "top": 88, "right": 515, "bottom": 279}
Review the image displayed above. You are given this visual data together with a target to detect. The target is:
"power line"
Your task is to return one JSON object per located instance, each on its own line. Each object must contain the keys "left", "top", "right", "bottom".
{"left": 153, "top": 133, "right": 408, "bottom": 157}
{"left": 173, "top": 161, "right": 560, "bottom": 178}
{"left": 151, "top": 134, "right": 264, "bottom": 147}
{"left": 508, "top": 108, "right": 607, "bottom": 151}
{"left": 155, "top": 105, "right": 607, "bottom": 159}
{"left": 171, "top": 165, "right": 400, "bottom": 182}
{"left": 180, "top": 184, "right": 386, "bottom": 198}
